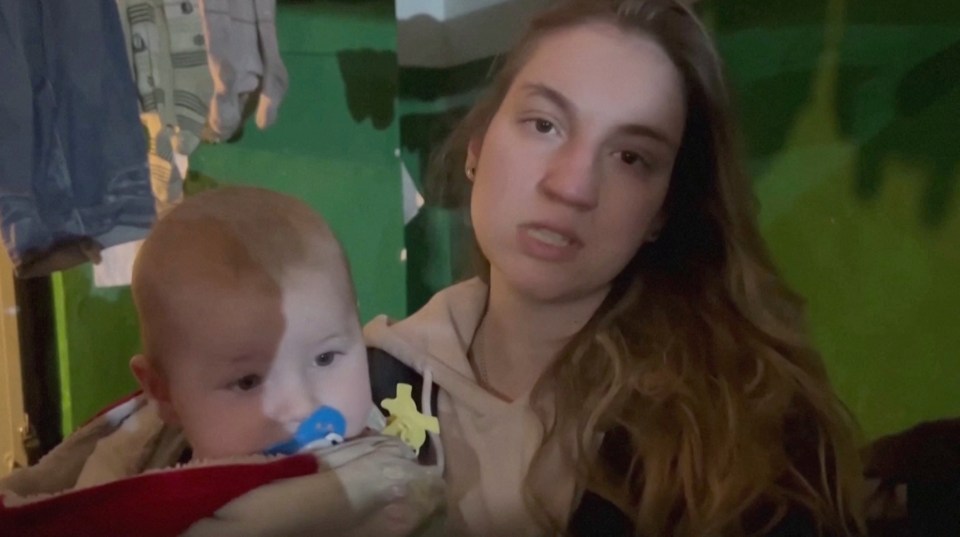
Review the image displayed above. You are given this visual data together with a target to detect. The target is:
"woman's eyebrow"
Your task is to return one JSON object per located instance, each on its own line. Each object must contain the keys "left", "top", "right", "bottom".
{"left": 519, "top": 82, "right": 577, "bottom": 118}
{"left": 616, "top": 123, "right": 678, "bottom": 150}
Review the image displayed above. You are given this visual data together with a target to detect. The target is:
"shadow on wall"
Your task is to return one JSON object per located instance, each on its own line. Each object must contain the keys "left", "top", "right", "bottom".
{"left": 336, "top": 49, "right": 398, "bottom": 130}
{"left": 714, "top": 0, "right": 959, "bottom": 229}
{"left": 399, "top": 109, "right": 466, "bottom": 187}
{"left": 852, "top": 39, "right": 960, "bottom": 228}
{"left": 713, "top": 0, "right": 829, "bottom": 164}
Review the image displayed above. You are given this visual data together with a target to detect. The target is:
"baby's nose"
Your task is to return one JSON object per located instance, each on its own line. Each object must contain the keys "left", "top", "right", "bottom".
{"left": 261, "top": 378, "right": 318, "bottom": 427}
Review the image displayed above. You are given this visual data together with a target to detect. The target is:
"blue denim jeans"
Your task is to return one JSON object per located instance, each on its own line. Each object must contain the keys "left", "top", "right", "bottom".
{"left": 0, "top": 0, "right": 155, "bottom": 276}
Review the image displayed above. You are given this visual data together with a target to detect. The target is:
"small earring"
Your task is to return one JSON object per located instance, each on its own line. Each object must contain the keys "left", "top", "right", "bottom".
{"left": 465, "top": 166, "right": 476, "bottom": 180}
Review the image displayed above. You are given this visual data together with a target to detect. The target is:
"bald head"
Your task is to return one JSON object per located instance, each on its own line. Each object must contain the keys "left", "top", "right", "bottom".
{"left": 132, "top": 187, "right": 354, "bottom": 365}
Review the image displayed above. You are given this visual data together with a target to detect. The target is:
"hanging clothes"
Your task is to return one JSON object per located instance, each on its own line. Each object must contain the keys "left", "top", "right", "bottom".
{"left": 115, "top": 0, "right": 213, "bottom": 216}
{"left": 0, "top": 0, "right": 155, "bottom": 277}
{"left": 199, "top": 0, "right": 289, "bottom": 143}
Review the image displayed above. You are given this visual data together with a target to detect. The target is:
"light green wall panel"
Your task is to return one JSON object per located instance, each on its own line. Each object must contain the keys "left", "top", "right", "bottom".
{"left": 712, "top": 0, "right": 960, "bottom": 439}
{"left": 52, "top": 268, "right": 140, "bottom": 434}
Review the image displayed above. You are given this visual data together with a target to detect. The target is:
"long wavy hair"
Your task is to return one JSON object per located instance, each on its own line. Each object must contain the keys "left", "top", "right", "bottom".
{"left": 428, "top": 0, "right": 864, "bottom": 535}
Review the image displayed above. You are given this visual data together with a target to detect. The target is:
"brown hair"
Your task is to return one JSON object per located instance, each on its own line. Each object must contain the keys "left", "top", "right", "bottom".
{"left": 429, "top": 1, "right": 864, "bottom": 535}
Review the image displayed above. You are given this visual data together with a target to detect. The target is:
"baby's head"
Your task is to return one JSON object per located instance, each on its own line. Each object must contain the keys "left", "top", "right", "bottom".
{"left": 130, "top": 187, "right": 372, "bottom": 460}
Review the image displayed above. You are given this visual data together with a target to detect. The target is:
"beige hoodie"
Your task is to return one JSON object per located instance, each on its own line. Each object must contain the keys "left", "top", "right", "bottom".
{"left": 363, "top": 278, "right": 579, "bottom": 537}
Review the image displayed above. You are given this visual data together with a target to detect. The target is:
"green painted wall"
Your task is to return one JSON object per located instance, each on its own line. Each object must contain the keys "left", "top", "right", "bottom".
{"left": 189, "top": 1, "right": 405, "bottom": 325}
{"left": 397, "top": 59, "right": 488, "bottom": 313}
{"left": 54, "top": 0, "right": 403, "bottom": 434}
{"left": 51, "top": 270, "right": 140, "bottom": 434}
{"left": 710, "top": 0, "right": 960, "bottom": 439}
{"left": 51, "top": 0, "right": 960, "bottom": 440}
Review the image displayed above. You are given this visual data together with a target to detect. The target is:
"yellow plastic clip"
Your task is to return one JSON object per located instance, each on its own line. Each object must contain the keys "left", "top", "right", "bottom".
{"left": 380, "top": 383, "right": 440, "bottom": 454}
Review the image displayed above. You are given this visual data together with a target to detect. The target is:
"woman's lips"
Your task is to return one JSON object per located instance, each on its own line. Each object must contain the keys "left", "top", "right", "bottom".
{"left": 517, "top": 223, "right": 583, "bottom": 261}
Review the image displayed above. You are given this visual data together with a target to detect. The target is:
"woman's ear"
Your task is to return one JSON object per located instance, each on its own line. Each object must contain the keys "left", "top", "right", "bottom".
{"left": 130, "top": 354, "right": 180, "bottom": 426}
{"left": 646, "top": 212, "right": 667, "bottom": 243}
{"left": 466, "top": 135, "right": 482, "bottom": 182}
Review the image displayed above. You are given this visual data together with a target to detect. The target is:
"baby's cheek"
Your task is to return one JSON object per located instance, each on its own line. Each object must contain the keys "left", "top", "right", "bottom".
{"left": 325, "top": 363, "right": 373, "bottom": 438}
{"left": 189, "top": 432, "right": 243, "bottom": 461}
{"left": 341, "top": 390, "right": 375, "bottom": 437}
{"left": 190, "top": 415, "right": 271, "bottom": 460}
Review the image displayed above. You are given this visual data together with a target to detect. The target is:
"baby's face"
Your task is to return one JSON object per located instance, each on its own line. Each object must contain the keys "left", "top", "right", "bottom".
{"left": 160, "top": 266, "right": 371, "bottom": 460}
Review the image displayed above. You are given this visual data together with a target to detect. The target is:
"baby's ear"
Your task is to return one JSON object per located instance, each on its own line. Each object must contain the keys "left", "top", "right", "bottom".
{"left": 130, "top": 354, "right": 180, "bottom": 426}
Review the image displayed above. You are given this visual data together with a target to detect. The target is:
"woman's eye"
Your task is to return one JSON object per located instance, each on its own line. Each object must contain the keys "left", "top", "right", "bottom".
{"left": 231, "top": 374, "right": 262, "bottom": 392}
{"left": 533, "top": 118, "right": 556, "bottom": 134}
{"left": 314, "top": 352, "right": 338, "bottom": 367}
{"left": 615, "top": 150, "right": 652, "bottom": 170}
{"left": 619, "top": 151, "right": 642, "bottom": 166}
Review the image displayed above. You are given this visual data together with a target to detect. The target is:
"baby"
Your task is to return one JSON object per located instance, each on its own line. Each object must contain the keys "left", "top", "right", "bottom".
{"left": 0, "top": 186, "right": 445, "bottom": 536}
{"left": 130, "top": 186, "right": 373, "bottom": 460}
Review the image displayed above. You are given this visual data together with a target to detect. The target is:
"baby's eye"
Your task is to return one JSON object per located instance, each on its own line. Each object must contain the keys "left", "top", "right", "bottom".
{"left": 230, "top": 374, "right": 263, "bottom": 392}
{"left": 313, "top": 352, "right": 338, "bottom": 367}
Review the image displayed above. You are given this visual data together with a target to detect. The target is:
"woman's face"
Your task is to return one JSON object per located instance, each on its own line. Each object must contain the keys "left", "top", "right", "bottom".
{"left": 470, "top": 22, "right": 687, "bottom": 303}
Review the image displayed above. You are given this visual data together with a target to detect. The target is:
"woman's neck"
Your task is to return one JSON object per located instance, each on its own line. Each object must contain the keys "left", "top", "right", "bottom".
{"left": 472, "top": 273, "right": 609, "bottom": 400}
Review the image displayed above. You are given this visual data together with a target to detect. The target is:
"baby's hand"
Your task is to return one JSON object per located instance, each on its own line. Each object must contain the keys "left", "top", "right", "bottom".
{"left": 326, "top": 436, "right": 445, "bottom": 537}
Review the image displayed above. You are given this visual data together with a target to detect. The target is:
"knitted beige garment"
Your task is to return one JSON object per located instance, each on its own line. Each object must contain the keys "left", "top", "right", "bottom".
{"left": 115, "top": 0, "right": 213, "bottom": 215}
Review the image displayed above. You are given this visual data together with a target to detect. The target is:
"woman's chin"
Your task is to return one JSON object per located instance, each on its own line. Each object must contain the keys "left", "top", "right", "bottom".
{"left": 494, "top": 266, "right": 602, "bottom": 306}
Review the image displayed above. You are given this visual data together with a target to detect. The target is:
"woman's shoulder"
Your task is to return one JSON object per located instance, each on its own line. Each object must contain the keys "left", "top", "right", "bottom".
{"left": 363, "top": 278, "right": 488, "bottom": 374}
{"left": 370, "top": 277, "right": 486, "bottom": 331}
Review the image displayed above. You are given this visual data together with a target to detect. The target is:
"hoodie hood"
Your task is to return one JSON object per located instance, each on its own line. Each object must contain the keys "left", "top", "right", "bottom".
{"left": 364, "top": 278, "right": 579, "bottom": 536}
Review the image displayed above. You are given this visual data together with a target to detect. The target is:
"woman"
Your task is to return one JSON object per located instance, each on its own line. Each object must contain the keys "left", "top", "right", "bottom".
{"left": 365, "top": 0, "right": 864, "bottom": 535}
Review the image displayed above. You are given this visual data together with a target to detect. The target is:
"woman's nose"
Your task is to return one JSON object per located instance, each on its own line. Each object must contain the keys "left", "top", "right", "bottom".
{"left": 538, "top": 139, "right": 600, "bottom": 210}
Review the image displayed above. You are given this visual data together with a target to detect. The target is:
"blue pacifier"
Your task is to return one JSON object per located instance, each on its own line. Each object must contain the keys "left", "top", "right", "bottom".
{"left": 264, "top": 405, "right": 347, "bottom": 456}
